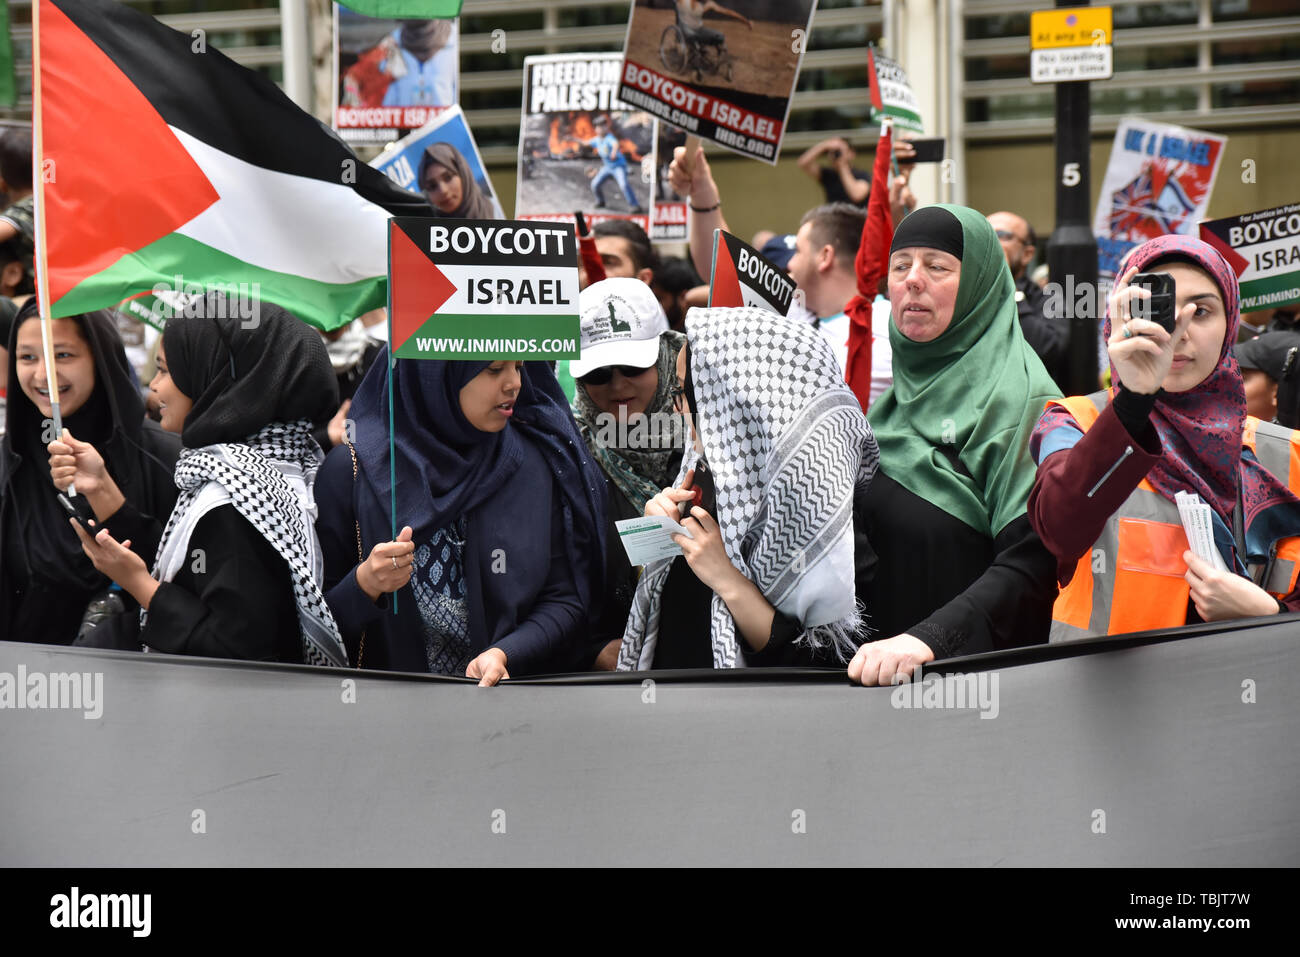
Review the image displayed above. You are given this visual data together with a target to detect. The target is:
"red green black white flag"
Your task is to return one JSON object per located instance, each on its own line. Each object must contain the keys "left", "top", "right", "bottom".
{"left": 33, "top": 0, "right": 427, "bottom": 329}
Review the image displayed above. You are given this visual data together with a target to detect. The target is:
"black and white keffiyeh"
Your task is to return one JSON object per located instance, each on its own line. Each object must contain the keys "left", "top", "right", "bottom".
{"left": 145, "top": 420, "right": 348, "bottom": 667}
{"left": 618, "top": 307, "right": 879, "bottom": 669}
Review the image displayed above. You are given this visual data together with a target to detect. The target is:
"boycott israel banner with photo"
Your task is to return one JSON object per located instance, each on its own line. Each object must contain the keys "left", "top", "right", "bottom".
{"left": 708, "top": 229, "right": 795, "bottom": 314}
{"left": 517, "top": 52, "right": 656, "bottom": 233}
{"left": 867, "top": 48, "right": 923, "bottom": 135}
{"left": 618, "top": 0, "right": 818, "bottom": 164}
{"left": 652, "top": 123, "right": 689, "bottom": 242}
{"left": 1200, "top": 203, "right": 1300, "bottom": 313}
{"left": 371, "top": 105, "right": 504, "bottom": 219}
{"left": 334, "top": 4, "right": 458, "bottom": 145}
{"left": 1093, "top": 117, "right": 1227, "bottom": 279}
{"left": 388, "top": 218, "right": 579, "bottom": 360}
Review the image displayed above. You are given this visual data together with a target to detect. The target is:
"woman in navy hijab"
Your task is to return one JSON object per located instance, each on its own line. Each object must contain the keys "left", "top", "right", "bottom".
{"left": 314, "top": 353, "right": 606, "bottom": 684}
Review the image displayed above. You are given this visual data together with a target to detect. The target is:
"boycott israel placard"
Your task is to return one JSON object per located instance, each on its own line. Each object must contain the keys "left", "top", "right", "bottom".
{"left": 517, "top": 52, "right": 656, "bottom": 232}
{"left": 618, "top": 0, "right": 819, "bottom": 164}
{"left": 1200, "top": 203, "right": 1300, "bottom": 313}
{"left": 652, "top": 123, "right": 689, "bottom": 242}
{"left": 708, "top": 229, "right": 795, "bottom": 314}
{"left": 334, "top": 5, "right": 458, "bottom": 146}
{"left": 867, "top": 48, "right": 924, "bottom": 135}
{"left": 371, "top": 106, "right": 504, "bottom": 219}
{"left": 1093, "top": 117, "right": 1227, "bottom": 278}
{"left": 388, "top": 218, "right": 579, "bottom": 360}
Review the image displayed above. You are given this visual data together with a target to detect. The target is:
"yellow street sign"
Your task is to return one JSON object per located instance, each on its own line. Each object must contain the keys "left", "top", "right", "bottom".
{"left": 1031, "top": 6, "right": 1113, "bottom": 50}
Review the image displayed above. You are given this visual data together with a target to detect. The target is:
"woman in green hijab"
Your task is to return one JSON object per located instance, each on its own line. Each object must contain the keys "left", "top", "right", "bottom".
{"left": 847, "top": 204, "right": 1062, "bottom": 686}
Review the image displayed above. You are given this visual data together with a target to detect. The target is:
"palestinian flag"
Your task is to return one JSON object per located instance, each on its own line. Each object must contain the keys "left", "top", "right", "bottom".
{"left": 34, "top": 0, "right": 428, "bottom": 329}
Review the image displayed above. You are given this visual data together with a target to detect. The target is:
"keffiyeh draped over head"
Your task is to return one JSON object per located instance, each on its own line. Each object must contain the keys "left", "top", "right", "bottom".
{"left": 572, "top": 331, "right": 686, "bottom": 513}
{"left": 1105, "top": 235, "right": 1300, "bottom": 556}
{"left": 619, "top": 307, "right": 879, "bottom": 669}
{"left": 148, "top": 298, "right": 346, "bottom": 666}
{"left": 868, "top": 204, "right": 1062, "bottom": 537}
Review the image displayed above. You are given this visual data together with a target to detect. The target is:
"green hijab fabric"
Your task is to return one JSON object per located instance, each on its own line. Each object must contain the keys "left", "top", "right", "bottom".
{"left": 867, "top": 204, "right": 1061, "bottom": 537}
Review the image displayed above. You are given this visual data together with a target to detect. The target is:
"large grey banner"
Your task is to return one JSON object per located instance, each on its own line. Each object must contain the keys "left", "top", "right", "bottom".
{"left": 2, "top": 619, "right": 1297, "bottom": 866}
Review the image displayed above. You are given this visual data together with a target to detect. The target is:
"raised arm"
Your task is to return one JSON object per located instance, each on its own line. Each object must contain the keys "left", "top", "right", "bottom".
{"left": 668, "top": 143, "right": 729, "bottom": 285}
{"left": 797, "top": 138, "right": 838, "bottom": 181}
{"left": 705, "top": 1, "right": 752, "bottom": 28}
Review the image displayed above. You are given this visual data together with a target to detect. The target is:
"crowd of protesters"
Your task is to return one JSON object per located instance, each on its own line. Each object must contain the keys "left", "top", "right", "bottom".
{"left": 3, "top": 117, "right": 1299, "bottom": 687}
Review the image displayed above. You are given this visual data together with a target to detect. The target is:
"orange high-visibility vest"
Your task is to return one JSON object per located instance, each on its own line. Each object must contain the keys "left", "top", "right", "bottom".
{"left": 1049, "top": 391, "right": 1300, "bottom": 642}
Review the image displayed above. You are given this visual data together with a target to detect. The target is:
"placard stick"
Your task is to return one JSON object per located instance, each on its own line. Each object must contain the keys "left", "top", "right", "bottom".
{"left": 385, "top": 227, "right": 398, "bottom": 615}
{"left": 31, "top": 1, "right": 74, "bottom": 496}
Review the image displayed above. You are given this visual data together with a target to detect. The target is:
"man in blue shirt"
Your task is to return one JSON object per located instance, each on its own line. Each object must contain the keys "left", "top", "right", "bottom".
{"left": 586, "top": 116, "right": 643, "bottom": 215}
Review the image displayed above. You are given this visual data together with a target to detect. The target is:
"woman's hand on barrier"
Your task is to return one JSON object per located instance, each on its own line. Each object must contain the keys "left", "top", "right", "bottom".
{"left": 1107, "top": 266, "right": 1195, "bottom": 395}
{"left": 645, "top": 468, "right": 697, "bottom": 519}
{"left": 1184, "top": 551, "right": 1281, "bottom": 621}
{"left": 594, "top": 639, "right": 622, "bottom": 671}
{"left": 847, "top": 633, "right": 935, "bottom": 687}
{"left": 467, "top": 647, "right": 509, "bottom": 687}
{"left": 356, "top": 525, "right": 415, "bottom": 602}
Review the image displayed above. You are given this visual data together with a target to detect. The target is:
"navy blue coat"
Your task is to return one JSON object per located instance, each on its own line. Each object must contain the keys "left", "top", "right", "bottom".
{"left": 315, "top": 439, "right": 587, "bottom": 675}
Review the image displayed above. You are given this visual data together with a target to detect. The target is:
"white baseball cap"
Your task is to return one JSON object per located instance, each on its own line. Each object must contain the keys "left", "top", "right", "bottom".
{"left": 571, "top": 277, "right": 669, "bottom": 379}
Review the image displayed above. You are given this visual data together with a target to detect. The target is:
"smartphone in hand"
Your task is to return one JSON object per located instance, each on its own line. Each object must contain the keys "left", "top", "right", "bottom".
{"left": 57, "top": 492, "right": 98, "bottom": 532}
{"left": 1131, "top": 272, "right": 1177, "bottom": 332}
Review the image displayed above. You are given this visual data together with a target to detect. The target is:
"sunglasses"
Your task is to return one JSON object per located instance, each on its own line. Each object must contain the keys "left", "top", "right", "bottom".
{"left": 577, "top": 364, "right": 655, "bottom": 386}
{"left": 994, "top": 229, "right": 1028, "bottom": 244}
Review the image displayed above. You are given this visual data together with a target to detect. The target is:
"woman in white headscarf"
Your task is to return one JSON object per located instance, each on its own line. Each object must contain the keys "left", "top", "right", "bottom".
{"left": 617, "top": 306, "right": 878, "bottom": 669}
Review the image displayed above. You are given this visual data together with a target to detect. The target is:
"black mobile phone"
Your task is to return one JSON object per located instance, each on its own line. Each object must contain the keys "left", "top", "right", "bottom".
{"left": 678, "top": 461, "right": 717, "bottom": 521}
{"left": 1131, "top": 272, "right": 1177, "bottom": 332}
{"left": 905, "top": 137, "right": 945, "bottom": 164}
{"left": 57, "top": 492, "right": 97, "bottom": 532}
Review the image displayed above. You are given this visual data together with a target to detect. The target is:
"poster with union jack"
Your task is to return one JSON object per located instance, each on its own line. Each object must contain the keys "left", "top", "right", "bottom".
{"left": 1092, "top": 117, "right": 1227, "bottom": 278}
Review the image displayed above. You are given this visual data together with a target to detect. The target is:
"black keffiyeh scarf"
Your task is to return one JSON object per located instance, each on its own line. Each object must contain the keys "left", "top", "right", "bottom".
{"left": 146, "top": 420, "right": 347, "bottom": 667}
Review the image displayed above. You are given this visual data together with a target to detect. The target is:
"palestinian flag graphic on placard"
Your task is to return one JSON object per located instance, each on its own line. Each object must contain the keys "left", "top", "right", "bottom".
{"left": 34, "top": 0, "right": 428, "bottom": 329}
{"left": 707, "top": 229, "right": 795, "bottom": 316}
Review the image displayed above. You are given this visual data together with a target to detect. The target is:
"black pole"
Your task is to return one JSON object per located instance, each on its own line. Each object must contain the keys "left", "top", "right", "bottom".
{"left": 1047, "top": 0, "right": 1100, "bottom": 396}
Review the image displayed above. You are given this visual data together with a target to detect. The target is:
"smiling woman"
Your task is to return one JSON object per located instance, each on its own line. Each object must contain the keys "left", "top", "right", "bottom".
{"left": 63, "top": 297, "right": 347, "bottom": 666}
{"left": 0, "top": 300, "right": 179, "bottom": 646}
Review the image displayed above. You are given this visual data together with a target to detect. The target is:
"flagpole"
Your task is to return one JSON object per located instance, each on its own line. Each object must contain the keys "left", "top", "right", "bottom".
{"left": 30, "top": 0, "right": 73, "bottom": 496}
{"left": 386, "top": 224, "right": 398, "bottom": 615}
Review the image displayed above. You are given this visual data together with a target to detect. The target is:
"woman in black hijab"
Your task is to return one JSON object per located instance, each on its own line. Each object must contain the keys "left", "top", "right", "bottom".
{"left": 72, "top": 294, "right": 348, "bottom": 665}
{"left": 0, "top": 298, "right": 179, "bottom": 643}
{"left": 417, "top": 142, "right": 496, "bottom": 220}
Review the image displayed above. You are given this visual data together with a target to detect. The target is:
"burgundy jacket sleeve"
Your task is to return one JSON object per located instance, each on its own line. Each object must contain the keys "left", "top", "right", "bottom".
{"left": 1027, "top": 401, "right": 1161, "bottom": 585}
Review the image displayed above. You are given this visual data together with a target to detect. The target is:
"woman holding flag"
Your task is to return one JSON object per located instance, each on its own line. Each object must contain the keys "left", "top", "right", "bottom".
{"left": 0, "top": 299, "right": 179, "bottom": 644}
{"left": 314, "top": 353, "right": 607, "bottom": 685}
